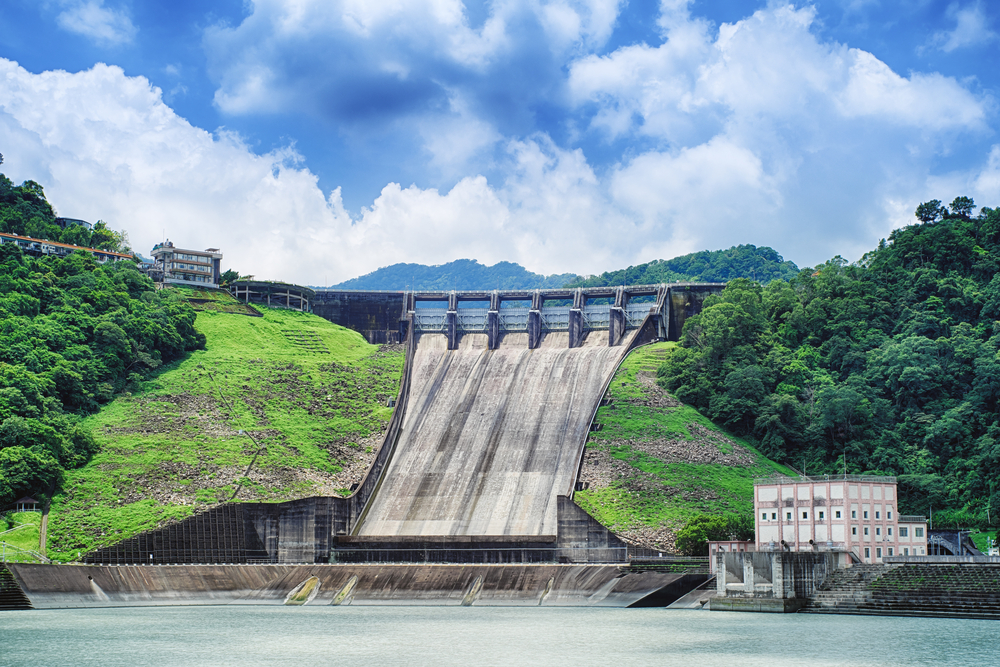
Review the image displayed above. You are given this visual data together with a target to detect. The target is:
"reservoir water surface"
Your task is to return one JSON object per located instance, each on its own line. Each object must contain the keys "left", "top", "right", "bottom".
{"left": 1, "top": 606, "right": 996, "bottom": 666}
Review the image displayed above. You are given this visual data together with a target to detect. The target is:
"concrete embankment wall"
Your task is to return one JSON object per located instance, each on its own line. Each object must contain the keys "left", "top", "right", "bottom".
{"left": 357, "top": 330, "right": 634, "bottom": 537}
{"left": 803, "top": 562, "right": 1000, "bottom": 619}
{"left": 6, "top": 562, "right": 693, "bottom": 609}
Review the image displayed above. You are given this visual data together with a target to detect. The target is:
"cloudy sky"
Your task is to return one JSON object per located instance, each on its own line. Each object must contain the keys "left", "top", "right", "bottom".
{"left": 1, "top": 0, "right": 998, "bottom": 284}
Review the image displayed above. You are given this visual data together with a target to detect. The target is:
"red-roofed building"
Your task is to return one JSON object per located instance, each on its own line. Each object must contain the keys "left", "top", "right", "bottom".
{"left": 0, "top": 231, "right": 133, "bottom": 264}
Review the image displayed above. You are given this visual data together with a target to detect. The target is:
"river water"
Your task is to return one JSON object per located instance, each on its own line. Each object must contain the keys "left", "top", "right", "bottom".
{"left": 0, "top": 607, "right": 995, "bottom": 666}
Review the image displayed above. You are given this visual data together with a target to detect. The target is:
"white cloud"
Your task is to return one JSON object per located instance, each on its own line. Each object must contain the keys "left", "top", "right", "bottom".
{"left": 203, "top": 0, "right": 625, "bottom": 118}
{"left": 0, "top": 59, "right": 626, "bottom": 281}
{"left": 2, "top": 1, "right": 996, "bottom": 285}
{"left": 567, "top": 3, "right": 990, "bottom": 266}
{"left": 931, "top": 2, "right": 997, "bottom": 53}
{"left": 55, "top": 1, "right": 137, "bottom": 46}
{"left": 609, "top": 137, "right": 776, "bottom": 258}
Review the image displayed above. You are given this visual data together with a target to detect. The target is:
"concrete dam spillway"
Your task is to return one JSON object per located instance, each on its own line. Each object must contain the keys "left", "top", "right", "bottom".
{"left": 357, "top": 330, "right": 636, "bottom": 537}
{"left": 11, "top": 284, "right": 727, "bottom": 609}
{"left": 76, "top": 283, "right": 729, "bottom": 566}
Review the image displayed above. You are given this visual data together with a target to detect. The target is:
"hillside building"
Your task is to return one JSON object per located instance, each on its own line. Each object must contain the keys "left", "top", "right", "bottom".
{"left": 753, "top": 475, "right": 927, "bottom": 564}
{"left": 54, "top": 217, "right": 94, "bottom": 230}
{"left": 150, "top": 241, "right": 222, "bottom": 288}
{"left": 0, "top": 231, "right": 133, "bottom": 264}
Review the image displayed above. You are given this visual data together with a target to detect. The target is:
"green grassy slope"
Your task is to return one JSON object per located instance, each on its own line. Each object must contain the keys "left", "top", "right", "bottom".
{"left": 575, "top": 342, "right": 795, "bottom": 551}
{"left": 46, "top": 292, "right": 404, "bottom": 562}
{"left": 1, "top": 511, "right": 42, "bottom": 562}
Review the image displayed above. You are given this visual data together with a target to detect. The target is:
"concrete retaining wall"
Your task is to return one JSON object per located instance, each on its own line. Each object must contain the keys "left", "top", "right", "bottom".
{"left": 6, "top": 562, "right": 694, "bottom": 609}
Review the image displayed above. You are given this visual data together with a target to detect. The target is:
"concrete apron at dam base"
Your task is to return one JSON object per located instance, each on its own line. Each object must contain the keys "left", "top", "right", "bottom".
{"left": 5, "top": 562, "right": 706, "bottom": 609}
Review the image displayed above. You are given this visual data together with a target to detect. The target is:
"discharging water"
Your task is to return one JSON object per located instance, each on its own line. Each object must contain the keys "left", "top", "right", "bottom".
{"left": 1, "top": 607, "right": 996, "bottom": 667}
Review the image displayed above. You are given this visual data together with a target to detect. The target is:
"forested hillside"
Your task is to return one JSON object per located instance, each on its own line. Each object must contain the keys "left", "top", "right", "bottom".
{"left": 331, "top": 245, "right": 798, "bottom": 291}
{"left": 0, "top": 173, "right": 128, "bottom": 252}
{"left": 659, "top": 198, "right": 1000, "bottom": 528}
{"left": 330, "top": 259, "right": 578, "bottom": 290}
{"left": 0, "top": 172, "right": 203, "bottom": 507}
{"left": 567, "top": 245, "right": 799, "bottom": 287}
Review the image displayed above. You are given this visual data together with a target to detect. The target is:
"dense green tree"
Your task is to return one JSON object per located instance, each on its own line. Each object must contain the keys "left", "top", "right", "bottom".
{"left": 659, "top": 198, "right": 1000, "bottom": 528}
{"left": 915, "top": 199, "right": 945, "bottom": 223}
{"left": 0, "top": 174, "right": 204, "bottom": 506}
{"left": 568, "top": 244, "right": 799, "bottom": 287}
{"left": 675, "top": 515, "right": 754, "bottom": 555}
{"left": 219, "top": 269, "right": 240, "bottom": 288}
{"left": 949, "top": 196, "right": 976, "bottom": 219}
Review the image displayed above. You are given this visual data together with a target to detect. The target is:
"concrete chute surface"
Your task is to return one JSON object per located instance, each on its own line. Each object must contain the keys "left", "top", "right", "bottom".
{"left": 355, "top": 330, "right": 637, "bottom": 537}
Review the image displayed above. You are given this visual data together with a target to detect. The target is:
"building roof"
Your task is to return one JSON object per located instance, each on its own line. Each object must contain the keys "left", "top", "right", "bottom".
{"left": 151, "top": 242, "right": 222, "bottom": 258}
{"left": 754, "top": 474, "right": 897, "bottom": 485}
{"left": 0, "top": 232, "right": 134, "bottom": 260}
{"left": 15, "top": 496, "right": 39, "bottom": 504}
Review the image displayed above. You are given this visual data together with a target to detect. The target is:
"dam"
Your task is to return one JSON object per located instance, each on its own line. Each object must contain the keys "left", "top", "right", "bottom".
{"left": 5, "top": 283, "right": 725, "bottom": 607}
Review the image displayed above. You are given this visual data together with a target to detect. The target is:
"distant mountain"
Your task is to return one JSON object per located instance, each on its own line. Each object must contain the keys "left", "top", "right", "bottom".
{"left": 330, "top": 245, "right": 799, "bottom": 292}
{"left": 567, "top": 245, "right": 799, "bottom": 287}
{"left": 329, "top": 259, "right": 579, "bottom": 291}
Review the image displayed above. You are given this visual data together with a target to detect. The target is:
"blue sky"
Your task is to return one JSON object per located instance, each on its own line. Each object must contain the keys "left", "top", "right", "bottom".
{"left": 1, "top": 0, "right": 998, "bottom": 284}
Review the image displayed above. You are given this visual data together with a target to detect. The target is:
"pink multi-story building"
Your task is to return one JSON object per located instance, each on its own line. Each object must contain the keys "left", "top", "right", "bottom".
{"left": 753, "top": 475, "right": 927, "bottom": 564}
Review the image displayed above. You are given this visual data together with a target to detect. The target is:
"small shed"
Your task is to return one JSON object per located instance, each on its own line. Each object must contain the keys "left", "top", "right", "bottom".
{"left": 14, "top": 496, "right": 39, "bottom": 512}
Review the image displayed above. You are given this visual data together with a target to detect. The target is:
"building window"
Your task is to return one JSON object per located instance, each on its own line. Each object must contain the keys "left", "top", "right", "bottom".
{"left": 920, "top": 547, "right": 925, "bottom": 555}
{"left": 802, "top": 511, "right": 808, "bottom": 520}
{"left": 900, "top": 527, "right": 908, "bottom": 537}
{"left": 876, "top": 548, "right": 882, "bottom": 558}
{"left": 876, "top": 527, "right": 881, "bottom": 536}
{"left": 864, "top": 527, "right": 869, "bottom": 536}
{"left": 786, "top": 512, "right": 792, "bottom": 521}
{"left": 863, "top": 510, "right": 869, "bottom": 519}
{"left": 819, "top": 511, "right": 825, "bottom": 520}
{"left": 865, "top": 548, "right": 870, "bottom": 558}
{"left": 888, "top": 528, "right": 893, "bottom": 536}
{"left": 904, "top": 548, "right": 909, "bottom": 555}
{"left": 771, "top": 513, "right": 777, "bottom": 520}
{"left": 852, "top": 526, "right": 857, "bottom": 536}
{"left": 887, "top": 510, "right": 892, "bottom": 519}
{"left": 835, "top": 510, "right": 842, "bottom": 519}
{"left": 915, "top": 527, "right": 924, "bottom": 538}
{"left": 762, "top": 512, "right": 767, "bottom": 521}
{"left": 888, "top": 548, "right": 894, "bottom": 556}
{"left": 875, "top": 511, "right": 880, "bottom": 519}
{"left": 852, "top": 510, "right": 857, "bottom": 519}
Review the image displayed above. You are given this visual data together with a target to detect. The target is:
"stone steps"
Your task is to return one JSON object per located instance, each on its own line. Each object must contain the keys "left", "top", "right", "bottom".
{"left": 0, "top": 564, "right": 32, "bottom": 610}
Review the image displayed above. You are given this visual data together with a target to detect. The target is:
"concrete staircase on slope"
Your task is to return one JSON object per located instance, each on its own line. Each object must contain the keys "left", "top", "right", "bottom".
{"left": 0, "top": 564, "right": 33, "bottom": 610}
{"left": 802, "top": 563, "right": 1000, "bottom": 619}
{"left": 636, "top": 346, "right": 671, "bottom": 373}
{"left": 281, "top": 329, "right": 330, "bottom": 354}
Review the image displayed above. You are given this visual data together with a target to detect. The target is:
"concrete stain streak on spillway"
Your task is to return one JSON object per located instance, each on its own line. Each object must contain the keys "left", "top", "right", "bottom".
{"left": 358, "top": 330, "right": 634, "bottom": 537}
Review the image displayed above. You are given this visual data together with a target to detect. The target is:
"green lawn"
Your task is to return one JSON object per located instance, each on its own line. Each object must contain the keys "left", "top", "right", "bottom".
{"left": 46, "top": 295, "right": 403, "bottom": 562}
{"left": 1, "top": 511, "right": 42, "bottom": 562}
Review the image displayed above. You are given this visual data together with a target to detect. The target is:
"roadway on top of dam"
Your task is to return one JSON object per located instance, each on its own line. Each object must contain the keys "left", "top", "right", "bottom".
{"left": 231, "top": 281, "right": 726, "bottom": 302}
